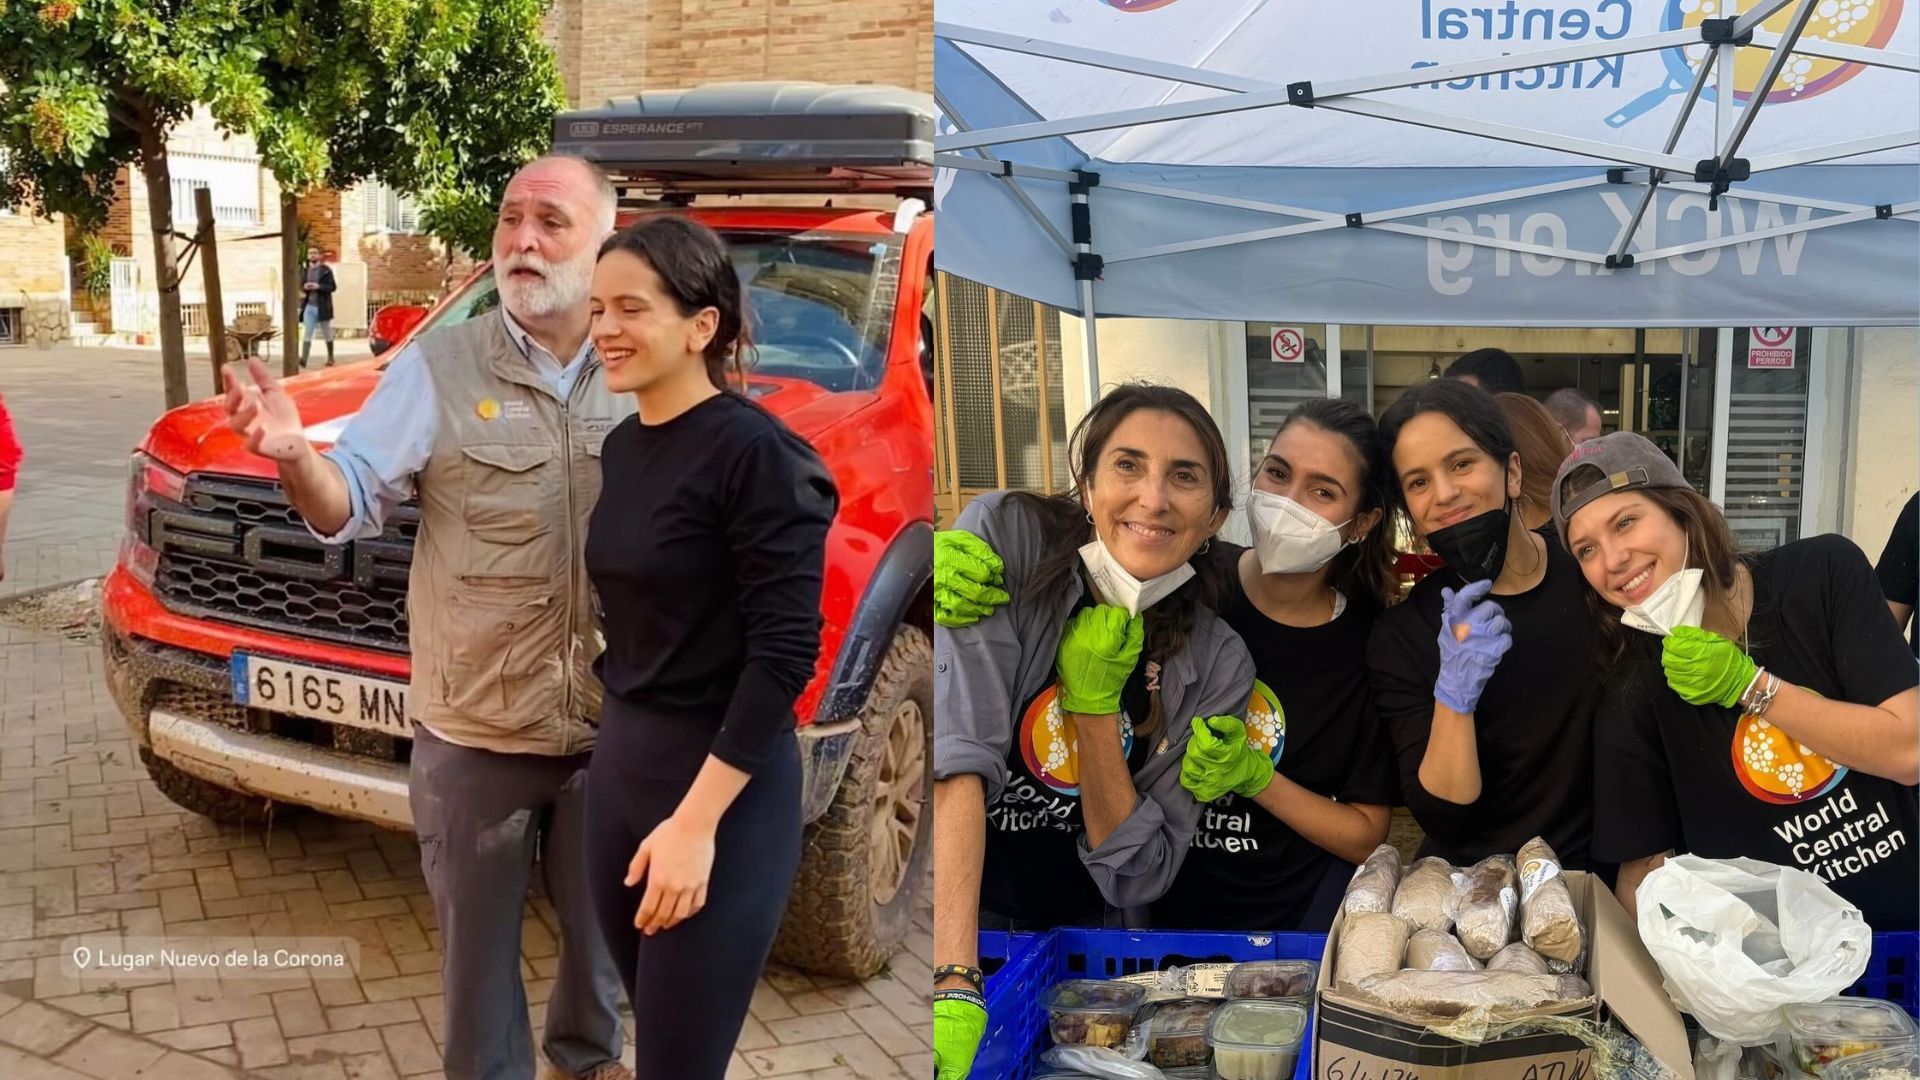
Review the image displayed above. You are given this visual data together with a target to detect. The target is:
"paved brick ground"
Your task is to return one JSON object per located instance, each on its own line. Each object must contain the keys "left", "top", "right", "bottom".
{"left": 0, "top": 344, "right": 934, "bottom": 1078}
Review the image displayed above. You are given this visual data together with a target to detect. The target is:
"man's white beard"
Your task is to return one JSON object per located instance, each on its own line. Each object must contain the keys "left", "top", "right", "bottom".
{"left": 498, "top": 250, "right": 594, "bottom": 319}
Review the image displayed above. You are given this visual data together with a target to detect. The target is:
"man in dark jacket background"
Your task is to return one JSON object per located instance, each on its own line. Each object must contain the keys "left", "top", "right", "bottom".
{"left": 300, "top": 247, "right": 338, "bottom": 367}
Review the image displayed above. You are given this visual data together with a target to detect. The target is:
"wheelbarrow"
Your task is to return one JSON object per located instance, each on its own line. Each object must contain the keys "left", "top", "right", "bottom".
{"left": 225, "top": 311, "right": 278, "bottom": 361}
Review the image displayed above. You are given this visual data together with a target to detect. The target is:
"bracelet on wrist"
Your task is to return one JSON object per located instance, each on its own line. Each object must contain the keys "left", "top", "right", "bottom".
{"left": 935, "top": 988, "right": 987, "bottom": 1009}
{"left": 934, "top": 964, "right": 985, "bottom": 991}
{"left": 1738, "top": 667, "right": 1767, "bottom": 712}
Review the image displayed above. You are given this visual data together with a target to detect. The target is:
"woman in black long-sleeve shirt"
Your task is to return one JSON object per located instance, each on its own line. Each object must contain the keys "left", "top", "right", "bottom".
{"left": 582, "top": 216, "right": 838, "bottom": 1077}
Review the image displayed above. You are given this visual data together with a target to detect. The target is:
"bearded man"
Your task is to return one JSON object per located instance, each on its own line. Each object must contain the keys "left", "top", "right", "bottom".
{"left": 222, "top": 156, "right": 635, "bottom": 1080}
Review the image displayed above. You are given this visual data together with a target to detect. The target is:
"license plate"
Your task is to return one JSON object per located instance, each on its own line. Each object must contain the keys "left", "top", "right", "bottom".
{"left": 230, "top": 653, "right": 410, "bottom": 737}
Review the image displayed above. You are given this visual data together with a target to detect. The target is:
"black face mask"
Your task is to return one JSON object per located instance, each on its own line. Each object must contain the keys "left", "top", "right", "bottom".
{"left": 1427, "top": 500, "right": 1511, "bottom": 584}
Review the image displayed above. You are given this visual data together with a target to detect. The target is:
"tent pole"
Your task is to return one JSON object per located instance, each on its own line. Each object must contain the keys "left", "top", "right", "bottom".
{"left": 1718, "top": 0, "right": 1821, "bottom": 164}
{"left": 1081, "top": 280, "right": 1101, "bottom": 411}
{"left": 1609, "top": 48, "right": 1719, "bottom": 264}
{"left": 1750, "top": 32, "right": 1919, "bottom": 73}
{"left": 935, "top": 94, "right": 1076, "bottom": 256}
{"left": 1069, "top": 170, "right": 1102, "bottom": 410}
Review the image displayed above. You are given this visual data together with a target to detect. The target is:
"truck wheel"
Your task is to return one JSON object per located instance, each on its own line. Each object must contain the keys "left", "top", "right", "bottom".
{"left": 139, "top": 746, "right": 276, "bottom": 828}
{"left": 773, "top": 625, "right": 931, "bottom": 979}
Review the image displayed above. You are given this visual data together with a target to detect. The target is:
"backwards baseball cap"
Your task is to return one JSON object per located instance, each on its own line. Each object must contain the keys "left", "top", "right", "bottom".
{"left": 1550, "top": 432, "right": 1691, "bottom": 550}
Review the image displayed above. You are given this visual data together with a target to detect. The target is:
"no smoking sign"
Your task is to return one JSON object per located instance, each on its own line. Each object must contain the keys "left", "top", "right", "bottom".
{"left": 1270, "top": 326, "right": 1306, "bottom": 363}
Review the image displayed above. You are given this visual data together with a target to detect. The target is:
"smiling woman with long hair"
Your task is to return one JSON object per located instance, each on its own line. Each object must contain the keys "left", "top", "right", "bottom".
{"left": 1366, "top": 378, "right": 1606, "bottom": 872}
{"left": 1555, "top": 433, "right": 1919, "bottom": 928}
{"left": 930, "top": 383, "right": 1255, "bottom": 1080}
{"left": 580, "top": 216, "right": 837, "bottom": 1077}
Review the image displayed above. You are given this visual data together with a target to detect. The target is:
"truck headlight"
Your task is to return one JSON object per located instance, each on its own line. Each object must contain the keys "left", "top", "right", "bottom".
{"left": 124, "top": 452, "right": 186, "bottom": 587}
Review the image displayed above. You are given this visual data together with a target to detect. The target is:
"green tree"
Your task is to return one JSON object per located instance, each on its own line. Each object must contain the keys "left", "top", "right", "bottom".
{"left": 251, "top": 0, "right": 562, "bottom": 372}
{"left": 0, "top": 0, "right": 563, "bottom": 404}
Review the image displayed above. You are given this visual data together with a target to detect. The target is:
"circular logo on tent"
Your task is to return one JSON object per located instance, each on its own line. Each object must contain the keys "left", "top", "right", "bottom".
{"left": 1017, "top": 683, "right": 1135, "bottom": 796}
{"left": 1101, "top": 0, "right": 1185, "bottom": 10}
{"left": 1608, "top": 0, "right": 1903, "bottom": 127}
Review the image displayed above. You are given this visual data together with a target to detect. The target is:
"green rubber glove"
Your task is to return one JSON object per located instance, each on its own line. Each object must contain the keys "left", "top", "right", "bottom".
{"left": 933, "top": 996, "right": 988, "bottom": 1080}
{"left": 1054, "top": 605, "right": 1145, "bottom": 715}
{"left": 1179, "top": 715, "right": 1275, "bottom": 803}
{"left": 935, "top": 529, "right": 1011, "bottom": 628}
{"left": 1662, "top": 624, "right": 1759, "bottom": 708}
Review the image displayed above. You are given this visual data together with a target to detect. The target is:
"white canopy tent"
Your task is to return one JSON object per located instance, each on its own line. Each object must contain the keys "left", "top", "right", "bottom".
{"left": 933, "top": 0, "right": 1920, "bottom": 401}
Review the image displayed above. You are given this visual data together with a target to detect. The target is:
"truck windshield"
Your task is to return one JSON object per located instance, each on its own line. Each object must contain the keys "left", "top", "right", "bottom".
{"left": 404, "top": 229, "right": 902, "bottom": 394}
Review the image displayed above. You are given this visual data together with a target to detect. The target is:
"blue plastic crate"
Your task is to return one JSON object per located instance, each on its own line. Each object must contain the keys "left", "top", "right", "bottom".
{"left": 1848, "top": 931, "right": 1919, "bottom": 1017}
{"left": 966, "top": 930, "right": 1916, "bottom": 1079}
{"left": 973, "top": 928, "right": 1325, "bottom": 1080}
{"left": 978, "top": 931, "right": 1042, "bottom": 997}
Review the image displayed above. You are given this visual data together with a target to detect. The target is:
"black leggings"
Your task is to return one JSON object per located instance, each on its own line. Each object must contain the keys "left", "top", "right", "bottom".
{"left": 586, "top": 699, "right": 803, "bottom": 1078}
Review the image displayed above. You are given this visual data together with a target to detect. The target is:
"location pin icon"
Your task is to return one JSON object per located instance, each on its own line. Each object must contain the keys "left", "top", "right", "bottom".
{"left": 73, "top": 945, "right": 91, "bottom": 969}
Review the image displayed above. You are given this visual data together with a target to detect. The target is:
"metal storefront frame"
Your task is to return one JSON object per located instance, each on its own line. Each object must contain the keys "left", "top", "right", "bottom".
{"left": 933, "top": 272, "right": 1071, "bottom": 524}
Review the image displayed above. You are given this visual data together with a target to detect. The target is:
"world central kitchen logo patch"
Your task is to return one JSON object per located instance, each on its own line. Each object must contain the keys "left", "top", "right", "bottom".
{"left": 1015, "top": 679, "right": 1285, "bottom": 797}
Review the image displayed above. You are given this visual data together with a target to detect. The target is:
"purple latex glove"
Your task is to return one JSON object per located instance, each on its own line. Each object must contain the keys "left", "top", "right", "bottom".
{"left": 1434, "top": 578, "right": 1513, "bottom": 715}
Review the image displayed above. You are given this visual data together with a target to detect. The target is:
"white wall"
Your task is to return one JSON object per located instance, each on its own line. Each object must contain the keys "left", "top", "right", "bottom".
{"left": 1843, "top": 329, "right": 1919, "bottom": 556}
{"left": 1057, "top": 314, "right": 1254, "bottom": 543}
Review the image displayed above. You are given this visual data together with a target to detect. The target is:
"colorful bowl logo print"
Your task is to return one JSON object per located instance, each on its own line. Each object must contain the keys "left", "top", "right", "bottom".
{"left": 1732, "top": 711, "right": 1847, "bottom": 805}
{"left": 1611, "top": 0, "right": 1904, "bottom": 126}
{"left": 1244, "top": 679, "right": 1286, "bottom": 765}
{"left": 1018, "top": 683, "right": 1134, "bottom": 797}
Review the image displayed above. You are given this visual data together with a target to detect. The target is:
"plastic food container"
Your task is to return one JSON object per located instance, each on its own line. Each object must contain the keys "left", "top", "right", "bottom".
{"left": 1223, "top": 959, "right": 1319, "bottom": 1001}
{"left": 1827, "top": 1045, "right": 1920, "bottom": 1080}
{"left": 1785, "top": 998, "right": 1919, "bottom": 1077}
{"left": 1145, "top": 998, "right": 1220, "bottom": 1068}
{"left": 1045, "top": 979, "right": 1146, "bottom": 1049}
{"left": 1206, "top": 998, "right": 1308, "bottom": 1080}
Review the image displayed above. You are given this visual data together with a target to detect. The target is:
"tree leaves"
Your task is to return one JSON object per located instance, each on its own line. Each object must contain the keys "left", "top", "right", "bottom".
{"left": 0, "top": 0, "right": 562, "bottom": 246}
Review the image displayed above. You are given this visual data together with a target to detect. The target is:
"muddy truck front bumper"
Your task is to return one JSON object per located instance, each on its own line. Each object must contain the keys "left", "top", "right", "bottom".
{"left": 102, "top": 624, "right": 414, "bottom": 829}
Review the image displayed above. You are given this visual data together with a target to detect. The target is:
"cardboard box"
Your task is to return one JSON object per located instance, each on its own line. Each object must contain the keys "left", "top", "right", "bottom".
{"left": 1312, "top": 871, "right": 1695, "bottom": 1080}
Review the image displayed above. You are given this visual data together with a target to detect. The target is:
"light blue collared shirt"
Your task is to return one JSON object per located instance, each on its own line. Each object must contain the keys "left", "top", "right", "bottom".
{"left": 311, "top": 307, "right": 596, "bottom": 544}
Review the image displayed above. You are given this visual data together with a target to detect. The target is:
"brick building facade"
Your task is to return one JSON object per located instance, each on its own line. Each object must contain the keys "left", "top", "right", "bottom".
{"left": 545, "top": 0, "right": 933, "bottom": 107}
{"left": 0, "top": 202, "right": 71, "bottom": 347}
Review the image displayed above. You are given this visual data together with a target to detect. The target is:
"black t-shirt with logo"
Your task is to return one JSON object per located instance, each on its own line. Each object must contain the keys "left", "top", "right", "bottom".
{"left": 1368, "top": 528, "right": 1605, "bottom": 873}
{"left": 1596, "top": 535, "right": 1920, "bottom": 930}
{"left": 980, "top": 588, "right": 1156, "bottom": 926}
{"left": 1153, "top": 542, "right": 1398, "bottom": 932}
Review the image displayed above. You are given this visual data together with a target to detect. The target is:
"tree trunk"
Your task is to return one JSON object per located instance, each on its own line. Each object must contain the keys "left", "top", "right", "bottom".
{"left": 281, "top": 191, "right": 301, "bottom": 377}
{"left": 134, "top": 105, "right": 188, "bottom": 410}
{"left": 193, "top": 187, "right": 228, "bottom": 391}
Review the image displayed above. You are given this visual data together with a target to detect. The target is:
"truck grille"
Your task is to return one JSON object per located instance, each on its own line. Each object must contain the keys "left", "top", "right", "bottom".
{"left": 147, "top": 475, "right": 415, "bottom": 652}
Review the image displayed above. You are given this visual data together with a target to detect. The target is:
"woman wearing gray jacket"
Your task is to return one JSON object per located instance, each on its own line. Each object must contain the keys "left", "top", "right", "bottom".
{"left": 931, "top": 384, "right": 1256, "bottom": 1080}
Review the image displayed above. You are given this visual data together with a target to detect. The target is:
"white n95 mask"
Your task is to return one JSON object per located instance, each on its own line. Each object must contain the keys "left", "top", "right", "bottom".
{"left": 1621, "top": 565, "right": 1707, "bottom": 637}
{"left": 1247, "top": 490, "right": 1353, "bottom": 575}
{"left": 1078, "top": 538, "right": 1195, "bottom": 617}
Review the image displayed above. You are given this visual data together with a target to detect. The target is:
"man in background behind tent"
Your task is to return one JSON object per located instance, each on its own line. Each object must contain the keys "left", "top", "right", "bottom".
{"left": 1545, "top": 387, "right": 1604, "bottom": 446}
{"left": 1444, "top": 348, "right": 1524, "bottom": 394}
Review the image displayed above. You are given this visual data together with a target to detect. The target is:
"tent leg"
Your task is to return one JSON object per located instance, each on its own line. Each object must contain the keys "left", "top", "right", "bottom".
{"left": 1080, "top": 278, "right": 1100, "bottom": 411}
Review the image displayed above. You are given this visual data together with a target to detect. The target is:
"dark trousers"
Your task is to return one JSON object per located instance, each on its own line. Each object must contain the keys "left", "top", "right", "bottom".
{"left": 585, "top": 698, "right": 803, "bottom": 1079}
{"left": 409, "top": 727, "right": 625, "bottom": 1080}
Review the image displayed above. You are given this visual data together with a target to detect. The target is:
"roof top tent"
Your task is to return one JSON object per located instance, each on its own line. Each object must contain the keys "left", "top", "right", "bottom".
{"left": 932, "top": 0, "right": 1919, "bottom": 406}
{"left": 553, "top": 81, "right": 937, "bottom": 204}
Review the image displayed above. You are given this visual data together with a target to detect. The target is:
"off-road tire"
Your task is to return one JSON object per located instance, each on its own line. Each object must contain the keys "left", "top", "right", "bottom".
{"left": 139, "top": 745, "right": 277, "bottom": 827}
{"left": 772, "top": 625, "right": 932, "bottom": 979}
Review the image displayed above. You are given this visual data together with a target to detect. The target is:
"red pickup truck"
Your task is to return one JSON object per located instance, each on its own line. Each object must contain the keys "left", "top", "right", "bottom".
{"left": 100, "top": 83, "right": 936, "bottom": 977}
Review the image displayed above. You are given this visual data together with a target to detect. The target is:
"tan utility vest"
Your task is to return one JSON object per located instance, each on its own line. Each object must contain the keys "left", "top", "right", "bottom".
{"left": 404, "top": 312, "right": 634, "bottom": 755}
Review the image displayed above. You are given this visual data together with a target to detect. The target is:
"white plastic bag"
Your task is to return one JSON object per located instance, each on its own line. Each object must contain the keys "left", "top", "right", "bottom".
{"left": 1636, "top": 855, "right": 1872, "bottom": 1045}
